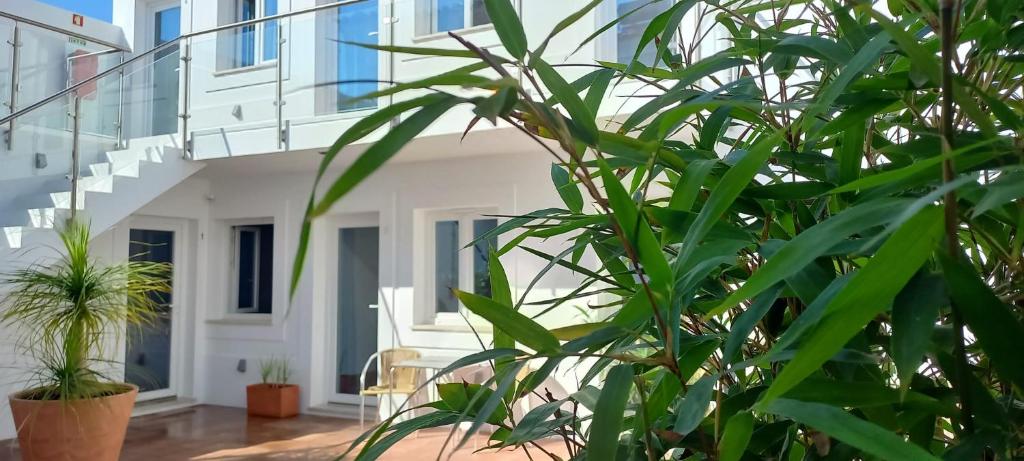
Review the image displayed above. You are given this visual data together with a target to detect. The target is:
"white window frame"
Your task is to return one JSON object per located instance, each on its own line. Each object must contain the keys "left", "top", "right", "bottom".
{"left": 423, "top": 208, "right": 498, "bottom": 325}
{"left": 230, "top": 223, "right": 272, "bottom": 314}
{"left": 234, "top": 0, "right": 277, "bottom": 68}
{"left": 414, "top": 0, "right": 491, "bottom": 37}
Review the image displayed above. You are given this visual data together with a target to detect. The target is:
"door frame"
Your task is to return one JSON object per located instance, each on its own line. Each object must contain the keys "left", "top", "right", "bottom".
{"left": 325, "top": 212, "right": 382, "bottom": 405}
{"left": 123, "top": 216, "right": 188, "bottom": 402}
{"left": 142, "top": 0, "right": 182, "bottom": 138}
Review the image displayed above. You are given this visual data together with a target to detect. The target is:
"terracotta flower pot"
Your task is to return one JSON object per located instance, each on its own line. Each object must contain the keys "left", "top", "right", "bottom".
{"left": 246, "top": 383, "right": 299, "bottom": 418}
{"left": 8, "top": 384, "right": 138, "bottom": 461}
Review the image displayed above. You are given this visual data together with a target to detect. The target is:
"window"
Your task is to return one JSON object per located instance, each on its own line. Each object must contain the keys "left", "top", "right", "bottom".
{"left": 427, "top": 211, "right": 498, "bottom": 317}
{"left": 616, "top": 0, "right": 672, "bottom": 65}
{"left": 416, "top": 0, "right": 492, "bottom": 36}
{"left": 231, "top": 224, "right": 274, "bottom": 314}
{"left": 235, "top": 0, "right": 278, "bottom": 68}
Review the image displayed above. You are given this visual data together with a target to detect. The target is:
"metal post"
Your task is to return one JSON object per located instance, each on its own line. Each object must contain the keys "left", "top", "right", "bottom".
{"left": 5, "top": 24, "right": 20, "bottom": 149}
{"left": 275, "top": 17, "right": 286, "bottom": 149}
{"left": 180, "top": 39, "right": 192, "bottom": 158}
{"left": 69, "top": 96, "right": 81, "bottom": 222}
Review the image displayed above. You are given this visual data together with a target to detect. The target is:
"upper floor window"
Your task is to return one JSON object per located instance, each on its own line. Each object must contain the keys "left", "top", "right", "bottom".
{"left": 415, "top": 0, "right": 491, "bottom": 36}
{"left": 235, "top": 0, "right": 278, "bottom": 68}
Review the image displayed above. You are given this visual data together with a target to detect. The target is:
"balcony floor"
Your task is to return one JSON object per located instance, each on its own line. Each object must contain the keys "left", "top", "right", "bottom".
{"left": 0, "top": 405, "right": 569, "bottom": 460}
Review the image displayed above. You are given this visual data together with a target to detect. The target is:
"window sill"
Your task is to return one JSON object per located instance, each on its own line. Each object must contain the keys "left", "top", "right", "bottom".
{"left": 206, "top": 314, "right": 273, "bottom": 326}
{"left": 412, "top": 24, "right": 494, "bottom": 43}
{"left": 212, "top": 61, "right": 277, "bottom": 78}
{"left": 411, "top": 323, "right": 492, "bottom": 333}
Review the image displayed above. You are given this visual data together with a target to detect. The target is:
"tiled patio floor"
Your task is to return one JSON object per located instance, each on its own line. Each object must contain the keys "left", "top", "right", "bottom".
{"left": 0, "top": 405, "right": 568, "bottom": 460}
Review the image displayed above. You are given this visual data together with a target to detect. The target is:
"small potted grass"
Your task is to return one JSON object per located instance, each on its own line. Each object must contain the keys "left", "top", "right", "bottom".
{"left": 1, "top": 219, "right": 170, "bottom": 460}
{"left": 246, "top": 357, "right": 299, "bottom": 418}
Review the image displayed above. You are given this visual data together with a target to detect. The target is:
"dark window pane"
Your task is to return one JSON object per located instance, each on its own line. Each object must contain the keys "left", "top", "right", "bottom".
{"left": 471, "top": 0, "right": 491, "bottom": 26}
{"left": 435, "top": 220, "right": 459, "bottom": 313}
{"left": 237, "top": 0, "right": 256, "bottom": 67}
{"left": 472, "top": 218, "right": 497, "bottom": 297}
{"left": 237, "top": 229, "right": 257, "bottom": 309}
{"left": 256, "top": 224, "right": 274, "bottom": 314}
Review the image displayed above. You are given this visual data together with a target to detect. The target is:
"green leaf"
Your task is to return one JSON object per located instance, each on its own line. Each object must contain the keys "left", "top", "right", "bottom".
{"left": 941, "top": 253, "right": 1024, "bottom": 391}
{"left": 484, "top": 0, "right": 528, "bottom": 60}
{"left": 673, "top": 374, "right": 715, "bottom": 436}
{"left": 454, "top": 290, "right": 560, "bottom": 352}
{"left": 719, "top": 412, "right": 755, "bottom": 461}
{"left": 356, "top": 411, "right": 460, "bottom": 460}
{"left": 587, "top": 364, "right": 634, "bottom": 461}
{"left": 668, "top": 159, "right": 716, "bottom": 212}
{"left": 765, "top": 399, "right": 941, "bottom": 461}
{"left": 535, "top": 58, "right": 600, "bottom": 145}
{"left": 311, "top": 96, "right": 460, "bottom": 217}
{"left": 550, "top": 322, "right": 609, "bottom": 341}
{"left": 760, "top": 206, "right": 945, "bottom": 404}
{"left": 551, "top": 164, "right": 585, "bottom": 213}
{"left": 488, "top": 250, "right": 515, "bottom": 372}
{"left": 676, "top": 130, "right": 784, "bottom": 270}
{"left": 722, "top": 286, "right": 784, "bottom": 364}
{"left": 774, "top": 35, "right": 853, "bottom": 64}
{"left": 891, "top": 272, "right": 945, "bottom": 391}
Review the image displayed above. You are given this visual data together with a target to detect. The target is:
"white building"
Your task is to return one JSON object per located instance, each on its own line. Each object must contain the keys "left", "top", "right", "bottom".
{"left": 0, "top": 0, "right": 709, "bottom": 441}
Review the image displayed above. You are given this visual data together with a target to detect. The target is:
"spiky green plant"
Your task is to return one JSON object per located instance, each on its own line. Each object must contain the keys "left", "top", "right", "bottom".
{"left": 1, "top": 219, "right": 171, "bottom": 401}
{"left": 258, "top": 356, "right": 293, "bottom": 386}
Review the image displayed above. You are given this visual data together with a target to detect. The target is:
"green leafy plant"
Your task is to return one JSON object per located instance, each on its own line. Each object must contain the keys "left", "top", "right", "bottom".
{"left": 1, "top": 219, "right": 171, "bottom": 401}
{"left": 295, "top": 0, "right": 1024, "bottom": 459}
{"left": 258, "top": 356, "right": 293, "bottom": 386}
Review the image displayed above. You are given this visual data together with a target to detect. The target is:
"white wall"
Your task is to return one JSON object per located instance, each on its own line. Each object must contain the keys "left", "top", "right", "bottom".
{"left": 116, "top": 140, "right": 600, "bottom": 418}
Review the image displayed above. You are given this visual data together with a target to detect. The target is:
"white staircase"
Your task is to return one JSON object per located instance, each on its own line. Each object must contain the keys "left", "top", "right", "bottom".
{"left": 0, "top": 138, "right": 204, "bottom": 254}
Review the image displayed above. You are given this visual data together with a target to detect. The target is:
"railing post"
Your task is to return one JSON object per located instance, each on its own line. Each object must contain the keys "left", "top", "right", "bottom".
{"left": 69, "top": 95, "right": 81, "bottom": 222}
{"left": 5, "top": 23, "right": 20, "bottom": 150}
{"left": 275, "top": 16, "right": 286, "bottom": 149}
{"left": 180, "top": 38, "right": 192, "bottom": 159}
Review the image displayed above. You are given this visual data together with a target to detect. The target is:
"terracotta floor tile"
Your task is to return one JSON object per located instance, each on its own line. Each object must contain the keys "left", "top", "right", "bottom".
{"left": 0, "top": 405, "right": 568, "bottom": 460}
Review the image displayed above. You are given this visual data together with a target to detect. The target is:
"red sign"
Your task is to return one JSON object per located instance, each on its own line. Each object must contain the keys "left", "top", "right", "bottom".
{"left": 72, "top": 14, "right": 84, "bottom": 27}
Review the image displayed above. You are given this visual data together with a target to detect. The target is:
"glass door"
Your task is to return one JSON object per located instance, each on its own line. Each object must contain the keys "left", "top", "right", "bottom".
{"left": 332, "top": 225, "right": 380, "bottom": 403}
{"left": 125, "top": 228, "right": 176, "bottom": 399}
{"left": 151, "top": 4, "right": 180, "bottom": 135}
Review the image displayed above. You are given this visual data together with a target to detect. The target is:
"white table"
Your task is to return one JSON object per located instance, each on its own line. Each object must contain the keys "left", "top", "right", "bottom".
{"left": 390, "top": 355, "right": 464, "bottom": 402}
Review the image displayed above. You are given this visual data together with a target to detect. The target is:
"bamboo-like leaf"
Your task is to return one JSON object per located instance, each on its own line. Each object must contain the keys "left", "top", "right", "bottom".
{"left": 673, "top": 374, "right": 715, "bottom": 436}
{"left": 719, "top": 412, "right": 755, "bottom": 461}
{"left": 483, "top": 0, "right": 528, "bottom": 60}
{"left": 760, "top": 206, "right": 945, "bottom": 404}
{"left": 535, "top": 58, "right": 600, "bottom": 145}
{"left": 551, "top": 163, "right": 584, "bottom": 213}
{"left": 765, "top": 399, "right": 941, "bottom": 461}
{"left": 454, "top": 290, "right": 560, "bottom": 352}
{"left": 586, "top": 364, "right": 634, "bottom": 461}
{"left": 891, "top": 272, "right": 945, "bottom": 391}
{"left": 311, "top": 97, "right": 460, "bottom": 217}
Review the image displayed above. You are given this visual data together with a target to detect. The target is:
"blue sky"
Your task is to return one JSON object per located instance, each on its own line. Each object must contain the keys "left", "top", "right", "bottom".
{"left": 38, "top": 0, "right": 113, "bottom": 22}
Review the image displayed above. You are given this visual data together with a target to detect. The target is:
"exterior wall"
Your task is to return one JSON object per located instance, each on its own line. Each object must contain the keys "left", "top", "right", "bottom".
{"left": 121, "top": 143, "right": 598, "bottom": 415}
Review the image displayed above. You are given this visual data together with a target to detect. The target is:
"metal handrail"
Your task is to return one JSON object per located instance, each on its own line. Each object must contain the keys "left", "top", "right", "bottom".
{"left": 0, "top": 11, "right": 130, "bottom": 52}
{"left": 0, "top": 0, "right": 366, "bottom": 127}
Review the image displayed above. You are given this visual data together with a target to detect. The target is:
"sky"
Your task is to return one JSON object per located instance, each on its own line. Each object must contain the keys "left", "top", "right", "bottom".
{"left": 37, "top": 0, "right": 113, "bottom": 22}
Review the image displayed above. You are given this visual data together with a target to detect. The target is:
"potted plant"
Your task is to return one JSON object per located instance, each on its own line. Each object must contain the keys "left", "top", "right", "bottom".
{"left": 246, "top": 357, "right": 299, "bottom": 418}
{"left": 1, "top": 219, "right": 170, "bottom": 460}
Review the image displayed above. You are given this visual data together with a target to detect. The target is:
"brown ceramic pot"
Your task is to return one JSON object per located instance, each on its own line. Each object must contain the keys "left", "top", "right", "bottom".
{"left": 8, "top": 384, "right": 138, "bottom": 461}
{"left": 246, "top": 383, "right": 299, "bottom": 418}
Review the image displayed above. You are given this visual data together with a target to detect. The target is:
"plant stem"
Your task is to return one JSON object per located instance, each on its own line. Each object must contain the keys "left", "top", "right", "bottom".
{"left": 939, "top": 0, "right": 975, "bottom": 435}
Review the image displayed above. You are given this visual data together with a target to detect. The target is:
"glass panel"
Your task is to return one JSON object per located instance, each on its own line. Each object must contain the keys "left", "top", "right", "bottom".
{"left": 125, "top": 229, "right": 174, "bottom": 393}
{"left": 434, "top": 220, "right": 459, "bottom": 313}
{"left": 0, "top": 18, "right": 14, "bottom": 118}
{"left": 337, "top": 227, "right": 379, "bottom": 395}
{"left": 337, "top": 0, "right": 379, "bottom": 112}
{"left": 472, "top": 218, "right": 497, "bottom": 297}
{"left": 436, "top": 0, "right": 465, "bottom": 33}
{"left": 263, "top": 0, "right": 279, "bottom": 62}
{"left": 616, "top": 0, "right": 671, "bottom": 65}
{"left": 153, "top": 7, "right": 181, "bottom": 136}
